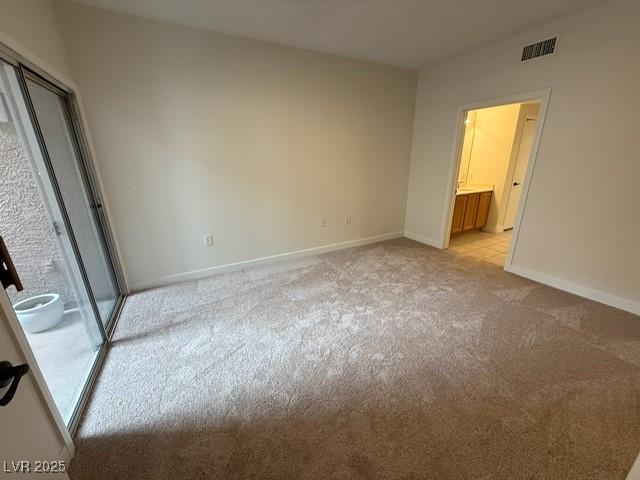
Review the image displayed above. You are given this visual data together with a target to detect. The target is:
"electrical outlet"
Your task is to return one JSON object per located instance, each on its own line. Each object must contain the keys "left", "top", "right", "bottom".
{"left": 345, "top": 215, "right": 351, "bottom": 225}
{"left": 320, "top": 217, "right": 327, "bottom": 227}
{"left": 203, "top": 234, "right": 214, "bottom": 247}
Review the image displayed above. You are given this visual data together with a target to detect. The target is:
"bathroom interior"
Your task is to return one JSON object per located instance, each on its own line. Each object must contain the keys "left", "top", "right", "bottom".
{"left": 448, "top": 101, "right": 540, "bottom": 265}
{"left": 0, "top": 60, "right": 122, "bottom": 426}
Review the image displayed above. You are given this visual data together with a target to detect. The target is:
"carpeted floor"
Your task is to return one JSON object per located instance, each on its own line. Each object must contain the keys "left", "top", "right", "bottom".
{"left": 70, "top": 238, "right": 640, "bottom": 479}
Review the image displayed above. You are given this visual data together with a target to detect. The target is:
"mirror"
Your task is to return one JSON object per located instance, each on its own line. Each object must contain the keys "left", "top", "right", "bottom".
{"left": 458, "top": 110, "right": 477, "bottom": 184}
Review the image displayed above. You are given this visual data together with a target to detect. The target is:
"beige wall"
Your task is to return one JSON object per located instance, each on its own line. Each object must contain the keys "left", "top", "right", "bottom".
{"left": 405, "top": 0, "right": 640, "bottom": 312}
{"left": 56, "top": 3, "right": 417, "bottom": 289}
{"left": 464, "top": 104, "right": 520, "bottom": 231}
{"left": 0, "top": 0, "right": 72, "bottom": 79}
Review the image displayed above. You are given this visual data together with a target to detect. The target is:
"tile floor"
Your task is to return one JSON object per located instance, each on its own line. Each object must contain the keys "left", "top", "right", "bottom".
{"left": 20, "top": 299, "right": 115, "bottom": 423}
{"left": 448, "top": 230, "right": 512, "bottom": 266}
{"left": 25, "top": 310, "right": 100, "bottom": 423}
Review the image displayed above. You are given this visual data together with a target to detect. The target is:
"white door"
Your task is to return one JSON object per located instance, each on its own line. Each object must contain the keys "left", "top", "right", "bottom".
{"left": 504, "top": 116, "right": 537, "bottom": 230}
{"left": 0, "top": 286, "right": 72, "bottom": 479}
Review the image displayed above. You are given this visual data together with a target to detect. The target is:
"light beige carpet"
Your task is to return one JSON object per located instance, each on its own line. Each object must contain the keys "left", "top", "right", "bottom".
{"left": 70, "top": 238, "right": 640, "bottom": 479}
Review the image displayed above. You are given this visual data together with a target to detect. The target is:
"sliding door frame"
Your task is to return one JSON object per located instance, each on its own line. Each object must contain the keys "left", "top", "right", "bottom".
{"left": 0, "top": 43, "right": 126, "bottom": 318}
{"left": 21, "top": 67, "right": 126, "bottom": 333}
{"left": 0, "top": 41, "right": 126, "bottom": 434}
{"left": 18, "top": 69, "right": 108, "bottom": 341}
{"left": 17, "top": 68, "right": 126, "bottom": 434}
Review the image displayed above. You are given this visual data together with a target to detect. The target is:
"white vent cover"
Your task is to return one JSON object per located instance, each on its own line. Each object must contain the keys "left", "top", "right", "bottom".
{"left": 521, "top": 37, "right": 557, "bottom": 62}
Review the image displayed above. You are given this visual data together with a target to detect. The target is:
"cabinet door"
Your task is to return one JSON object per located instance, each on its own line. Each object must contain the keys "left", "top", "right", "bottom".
{"left": 463, "top": 193, "right": 479, "bottom": 231}
{"left": 451, "top": 195, "right": 466, "bottom": 234}
{"left": 475, "top": 192, "right": 492, "bottom": 228}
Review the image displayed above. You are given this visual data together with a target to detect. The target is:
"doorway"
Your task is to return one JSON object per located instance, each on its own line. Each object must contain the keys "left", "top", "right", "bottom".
{"left": 444, "top": 91, "right": 548, "bottom": 268}
{"left": 0, "top": 53, "right": 124, "bottom": 430}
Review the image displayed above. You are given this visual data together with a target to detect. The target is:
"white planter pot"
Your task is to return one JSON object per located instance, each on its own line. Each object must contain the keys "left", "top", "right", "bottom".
{"left": 13, "top": 294, "right": 64, "bottom": 333}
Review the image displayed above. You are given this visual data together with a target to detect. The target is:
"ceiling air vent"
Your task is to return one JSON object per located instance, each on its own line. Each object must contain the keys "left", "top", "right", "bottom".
{"left": 521, "top": 37, "right": 557, "bottom": 62}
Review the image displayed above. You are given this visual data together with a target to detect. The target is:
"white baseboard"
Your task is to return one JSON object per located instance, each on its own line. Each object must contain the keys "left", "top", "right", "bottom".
{"left": 403, "top": 231, "right": 443, "bottom": 248}
{"left": 506, "top": 264, "right": 640, "bottom": 316}
{"left": 131, "top": 232, "right": 403, "bottom": 291}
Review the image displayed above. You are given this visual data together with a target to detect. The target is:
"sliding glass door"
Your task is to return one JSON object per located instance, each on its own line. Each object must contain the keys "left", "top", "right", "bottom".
{"left": 0, "top": 48, "right": 124, "bottom": 430}
{"left": 24, "top": 75, "right": 120, "bottom": 326}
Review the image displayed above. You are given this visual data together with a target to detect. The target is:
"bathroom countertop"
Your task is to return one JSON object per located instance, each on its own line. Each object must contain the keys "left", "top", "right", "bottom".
{"left": 456, "top": 184, "right": 494, "bottom": 195}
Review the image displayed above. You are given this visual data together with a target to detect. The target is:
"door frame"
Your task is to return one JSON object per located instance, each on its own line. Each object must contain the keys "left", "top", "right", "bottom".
{"left": 441, "top": 88, "right": 551, "bottom": 269}
{"left": 19, "top": 67, "right": 127, "bottom": 334}
{"left": 0, "top": 35, "right": 127, "bottom": 436}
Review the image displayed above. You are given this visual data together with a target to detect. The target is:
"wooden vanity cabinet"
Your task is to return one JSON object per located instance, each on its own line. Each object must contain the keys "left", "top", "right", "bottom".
{"left": 463, "top": 193, "right": 479, "bottom": 230}
{"left": 451, "top": 196, "right": 466, "bottom": 233}
{"left": 475, "top": 192, "right": 491, "bottom": 228}
{"left": 451, "top": 191, "right": 492, "bottom": 234}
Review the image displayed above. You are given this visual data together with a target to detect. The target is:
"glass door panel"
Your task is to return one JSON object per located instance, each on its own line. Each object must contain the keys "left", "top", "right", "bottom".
{"left": 24, "top": 77, "right": 118, "bottom": 326}
{"left": 0, "top": 59, "right": 102, "bottom": 425}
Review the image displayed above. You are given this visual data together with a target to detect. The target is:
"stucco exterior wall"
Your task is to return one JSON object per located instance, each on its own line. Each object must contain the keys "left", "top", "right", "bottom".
{"left": 0, "top": 118, "right": 76, "bottom": 308}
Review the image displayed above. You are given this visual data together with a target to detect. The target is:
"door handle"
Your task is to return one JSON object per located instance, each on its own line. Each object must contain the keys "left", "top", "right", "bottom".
{"left": 52, "top": 221, "right": 63, "bottom": 237}
{"left": 0, "top": 236, "right": 23, "bottom": 292}
{"left": 513, "top": 182, "right": 521, "bottom": 187}
{"left": 0, "top": 361, "right": 29, "bottom": 407}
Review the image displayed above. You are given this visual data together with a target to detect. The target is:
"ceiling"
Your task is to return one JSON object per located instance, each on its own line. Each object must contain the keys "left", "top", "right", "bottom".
{"left": 66, "top": 0, "right": 609, "bottom": 69}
